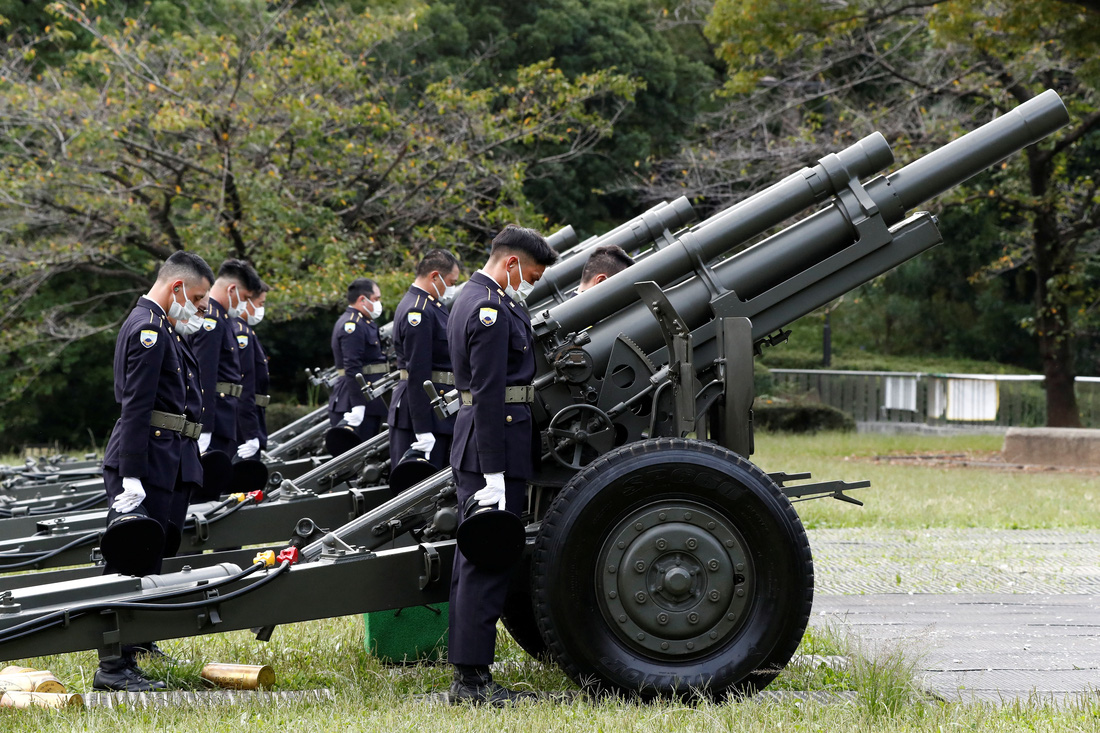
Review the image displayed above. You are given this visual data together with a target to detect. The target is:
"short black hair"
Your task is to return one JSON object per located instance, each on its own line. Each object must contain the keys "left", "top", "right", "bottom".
{"left": 580, "top": 244, "right": 635, "bottom": 284}
{"left": 347, "top": 278, "right": 378, "bottom": 304}
{"left": 158, "top": 250, "right": 215, "bottom": 288}
{"left": 490, "top": 225, "right": 558, "bottom": 267}
{"left": 415, "top": 249, "right": 461, "bottom": 278}
{"left": 217, "top": 259, "right": 264, "bottom": 295}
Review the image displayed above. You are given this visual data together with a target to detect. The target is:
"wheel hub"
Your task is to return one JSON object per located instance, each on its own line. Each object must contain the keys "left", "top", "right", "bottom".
{"left": 598, "top": 501, "right": 753, "bottom": 659}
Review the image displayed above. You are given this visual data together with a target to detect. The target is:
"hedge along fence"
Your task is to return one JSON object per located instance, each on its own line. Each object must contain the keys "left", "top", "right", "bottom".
{"left": 266, "top": 403, "right": 322, "bottom": 433}
{"left": 767, "top": 370, "right": 1100, "bottom": 429}
{"left": 753, "top": 400, "right": 857, "bottom": 434}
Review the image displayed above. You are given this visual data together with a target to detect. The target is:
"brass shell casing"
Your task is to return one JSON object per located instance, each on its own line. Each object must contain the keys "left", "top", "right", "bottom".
{"left": 0, "top": 671, "right": 66, "bottom": 693}
{"left": 0, "top": 691, "right": 83, "bottom": 708}
{"left": 200, "top": 663, "right": 275, "bottom": 690}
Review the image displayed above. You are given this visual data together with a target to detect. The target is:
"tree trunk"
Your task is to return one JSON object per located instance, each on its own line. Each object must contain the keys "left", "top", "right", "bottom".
{"left": 1029, "top": 149, "right": 1082, "bottom": 427}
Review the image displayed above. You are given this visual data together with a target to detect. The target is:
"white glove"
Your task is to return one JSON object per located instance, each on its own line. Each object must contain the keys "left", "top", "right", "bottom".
{"left": 410, "top": 432, "right": 436, "bottom": 454}
{"left": 236, "top": 438, "right": 260, "bottom": 459}
{"left": 198, "top": 432, "right": 212, "bottom": 453}
{"left": 342, "top": 405, "right": 366, "bottom": 427}
{"left": 113, "top": 477, "right": 146, "bottom": 514}
{"left": 473, "top": 472, "right": 506, "bottom": 511}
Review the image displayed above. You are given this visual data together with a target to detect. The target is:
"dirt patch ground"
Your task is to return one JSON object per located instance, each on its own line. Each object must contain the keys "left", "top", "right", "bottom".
{"left": 861, "top": 451, "right": 1100, "bottom": 475}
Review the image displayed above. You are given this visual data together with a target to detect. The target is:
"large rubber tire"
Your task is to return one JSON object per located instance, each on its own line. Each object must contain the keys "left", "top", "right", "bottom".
{"left": 533, "top": 438, "right": 813, "bottom": 700}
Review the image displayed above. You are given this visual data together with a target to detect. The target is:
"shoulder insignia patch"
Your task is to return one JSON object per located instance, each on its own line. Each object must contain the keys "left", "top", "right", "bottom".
{"left": 407, "top": 311, "right": 422, "bottom": 327}
{"left": 202, "top": 317, "right": 217, "bottom": 331}
{"left": 236, "top": 334, "right": 249, "bottom": 349}
{"left": 344, "top": 321, "right": 356, "bottom": 334}
{"left": 479, "top": 307, "right": 498, "bottom": 327}
{"left": 139, "top": 329, "right": 158, "bottom": 349}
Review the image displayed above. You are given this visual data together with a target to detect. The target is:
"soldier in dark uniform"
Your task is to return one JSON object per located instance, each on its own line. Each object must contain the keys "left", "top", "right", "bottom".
{"left": 188, "top": 260, "right": 263, "bottom": 497}
{"left": 235, "top": 279, "right": 271, "bottom": 459}
{"left": 328, "top": 278, "right": 388, "bottom": 441}
{"left": 388, "top": 250, "right": 461, "bottom": 469}
{"left": 446, "top": 225, "right": 558, "bottom": 705}
{"left": 95, "top": 250, "right": 215, "bottom": 691}
{"left": 242, "top": 283, "right": 271, "bottom": 451}
{"left": 574, "top": 243, "right": 635, "bottom": 294}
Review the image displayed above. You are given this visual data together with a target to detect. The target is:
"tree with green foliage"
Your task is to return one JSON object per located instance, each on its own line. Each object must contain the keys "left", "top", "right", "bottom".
{"left": 409, "top": 0, "right": 720, "bottom": 233}
{"left": 697, "top": 0, "right": 1099, "bottom": 426}
{"left": 0, "top": 0, "right": 639, "bottom": 445}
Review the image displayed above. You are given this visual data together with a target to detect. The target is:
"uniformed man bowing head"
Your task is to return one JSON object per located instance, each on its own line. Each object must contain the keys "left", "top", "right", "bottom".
{"left": 97, "top": 250, "right": 215, "bottom": 692}
{"left": 388, "top": 249, "right": 461, "bottom": 471}
{"left": 328, "top": 278, "right": 388, "bottom": 441}
{"left": 575, "top": 243, "right": 635, "bottom": 294}
{"left": 445, "top": 224, "right": 558, "bottom": 706}
{"left": 188, "top": 259, "right": 263, "bottom": 464}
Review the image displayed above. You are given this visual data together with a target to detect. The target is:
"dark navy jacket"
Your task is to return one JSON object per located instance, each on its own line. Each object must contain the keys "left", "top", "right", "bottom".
{"left": 388, "top": 285, "right": 455, "bottom": 436}
{"left": 328, "top": 306, "right": 387, "bottom": 418}
{"left": 235, "top": 316, "right": 262, "bottom": 445}
{"left": 187, "top": 297, "right": 242, "bottom": 443}
{"left": 177, "top": 332, "right": 205, "bottom": 487}
{"left": 447, "top": 271, "right": 538, "bottom": 479}
{"left": 104, "top": 297, "right": 200, "bottom": 490}
{"left": 253, "top": 329, "right": 270, "bottom": 449}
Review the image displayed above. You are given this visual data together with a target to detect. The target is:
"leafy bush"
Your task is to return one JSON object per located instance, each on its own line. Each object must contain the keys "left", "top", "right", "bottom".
{"left": 754, "top": 400, "right": 856, "bottom": 433}
{"left": 265, "top": 403, "right": 319, "bottom": 433}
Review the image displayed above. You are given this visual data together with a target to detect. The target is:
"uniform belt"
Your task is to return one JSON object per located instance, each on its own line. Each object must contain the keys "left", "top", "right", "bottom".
{"left": 335, "top": 363, "right": 389, "bottom": 377}
{"left": 150, "top": 410, "right": 203, "bottom": 440}
{"left": 399, "top": 369, "right": 456, "bottom": 386}
{"left": 459, "top": 386, "right": 534, "bottom": 406}
{"left": 255, "top": 394, "right": 271, "bottom": 407}
{"left": 215, "top": 381, "right": 243, "bottom": 398}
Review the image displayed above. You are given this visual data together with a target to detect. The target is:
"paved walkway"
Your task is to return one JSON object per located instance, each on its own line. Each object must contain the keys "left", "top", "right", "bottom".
{"left": 809, "top": 529, "right": 1100, "bottom": 703}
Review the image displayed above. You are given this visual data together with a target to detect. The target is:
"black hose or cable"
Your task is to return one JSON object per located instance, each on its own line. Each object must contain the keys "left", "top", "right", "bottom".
{"left": 27, "top": 492, "right": 108, "bottom": 515}
{"left": 0, "top": 496, "right": 256, "bottom": 571}
{"left": 0, "top": 559, "right": 284, "bottom": 643}
{"left": 0, "top": 532, "right": 100, "bottom": 569}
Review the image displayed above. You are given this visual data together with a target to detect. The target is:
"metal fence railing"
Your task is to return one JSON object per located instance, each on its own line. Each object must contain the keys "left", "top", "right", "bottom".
{"left": 767, "top": 370, "right": 1100, "bottom": 429}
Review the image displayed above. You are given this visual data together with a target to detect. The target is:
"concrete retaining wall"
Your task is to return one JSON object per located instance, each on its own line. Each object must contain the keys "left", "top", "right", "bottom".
{"left": 1002, "top": 427, "right": 1100, "bottom": 468}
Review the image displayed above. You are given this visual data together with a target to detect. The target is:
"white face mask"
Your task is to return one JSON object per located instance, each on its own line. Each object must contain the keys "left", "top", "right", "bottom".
{"left": 505, "top": 260, "right": 535, "bottom": 303}
{"left": 247, "top": 301, "right": 265, "bottom": 326}
{"left": 366, "top": 298, "right": 383, "bottom": 319}
{"left": 168, "top": 283, "right": 199, "bottom": 323}
{"left": 430, "top": 275, "right": 457, "bottom": 302}
{"left": 176, "top": 310, "right": 205, "bottom": 335}
{"left": 227, "top": 285, "right": 247, "bottom": 319}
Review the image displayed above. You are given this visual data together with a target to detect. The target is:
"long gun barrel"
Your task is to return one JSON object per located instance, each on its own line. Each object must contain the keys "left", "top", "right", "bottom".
{"left": 545, "top": 224, "right": 578, "bottom": 252}
{"left": 538, "top": 90, "right": 1069, "bottom": 370}
{"left": 528, "top": 197, "right": 698, "bottom": 307}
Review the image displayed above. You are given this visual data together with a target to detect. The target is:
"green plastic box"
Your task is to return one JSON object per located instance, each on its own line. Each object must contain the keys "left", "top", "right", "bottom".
{"left": 363, "top": 603, "right": 449, "bottom": 664}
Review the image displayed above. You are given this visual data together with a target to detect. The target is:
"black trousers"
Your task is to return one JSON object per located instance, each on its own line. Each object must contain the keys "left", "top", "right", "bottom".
{"left": 101, "top": 464, "right": 193, "bottom": 664}
{"left": 447, "top": 469, "right": 527, "bottom": 666}
{"left": 209, "top": 433, "right": 237, "bottom": 457}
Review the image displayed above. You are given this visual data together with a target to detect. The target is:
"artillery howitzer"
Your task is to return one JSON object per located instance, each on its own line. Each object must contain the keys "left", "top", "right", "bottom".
{"left": 0, "top": 91, "right": 1069, "bottom": 699}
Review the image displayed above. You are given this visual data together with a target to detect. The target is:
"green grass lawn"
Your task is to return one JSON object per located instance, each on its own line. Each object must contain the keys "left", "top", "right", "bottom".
{"left": 751, "top": 431, "right": 1100, "bottom": 530}
{"left": 3, "top": 432, "right": 1100, "bottom": 730}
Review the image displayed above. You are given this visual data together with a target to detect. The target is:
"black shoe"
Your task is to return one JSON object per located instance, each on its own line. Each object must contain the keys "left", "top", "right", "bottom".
{"left": 93, "top": 664, "right": 167, "bottom": 692}
{"left": 448, "top": 678, "right": 537, "bottom": 706}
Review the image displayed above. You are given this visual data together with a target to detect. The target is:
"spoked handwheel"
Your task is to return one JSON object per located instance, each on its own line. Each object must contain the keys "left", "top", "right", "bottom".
{"left": 547, "top": 404, "right": 616, "bottom": 470}
{"left": 533, "top": 438, "right": 813, "bottom": 699}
